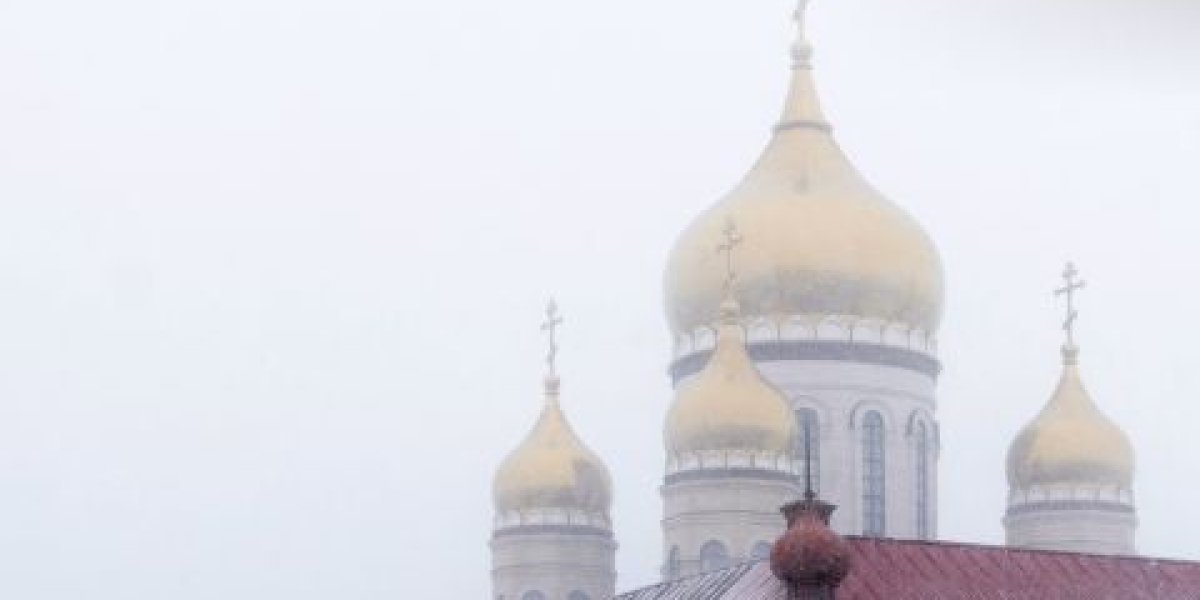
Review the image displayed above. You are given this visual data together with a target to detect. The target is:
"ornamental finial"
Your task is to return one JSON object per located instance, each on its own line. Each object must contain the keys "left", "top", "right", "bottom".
{"left": 1054, "top": 262, "right": 1086, "bottom": 361}
{"left": 791, "top": 0, "right": 813, "bottom": 68}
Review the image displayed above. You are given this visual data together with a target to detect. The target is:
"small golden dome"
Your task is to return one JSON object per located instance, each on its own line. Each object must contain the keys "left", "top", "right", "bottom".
{"left": 493, "top": 377, "right": 613, "bottom": 516}
{"left": 665, "top": 299, "right": 796, "bottom": 456}
{"left": 1007, "top": 347, "right": 1134, "bottom": 490}
{"left": 663, "top": 27, "right": 943, "bottom": 336}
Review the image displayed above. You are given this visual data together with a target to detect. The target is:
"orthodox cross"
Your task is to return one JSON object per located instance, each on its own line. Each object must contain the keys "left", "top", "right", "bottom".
{"left": 791, "top": 0, "right": 813, "bottom": 68}
{"left": 793, "top": 0, "right": 810, "bottom": 34}
{"left": 540, "top": 298, "right": 564, "bottom": 377}
{"left": 1054, "top": 262, "right": 1086, "bottom": 348}
{"left": 716, "top": 218, "right": 743, "bottom": 295}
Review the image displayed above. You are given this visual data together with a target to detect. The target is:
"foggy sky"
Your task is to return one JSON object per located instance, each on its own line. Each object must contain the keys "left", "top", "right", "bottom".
{"left": 1, "top": 0, "right": 1198, "bottom": 598}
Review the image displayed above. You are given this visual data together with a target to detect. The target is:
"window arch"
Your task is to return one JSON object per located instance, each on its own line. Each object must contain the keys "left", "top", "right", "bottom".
{"left": 568, "top": 592, "right": 590, "bottom": 600}
{"left": 795, "top": 407, "right": 820, "bottom": 493}
{"left": 862, "top": 410, "right": 886, "bottom": 536}
{"left": 915, "top": 420, "right": 930, "bottom": 539}
{"left": 750, "top": 541, "right": 772, "bottom": 561}
{"left": 521, "top": 592, "right": 546, "bottom": 600}
{"left": 699, "top": 540, "right": 729, "bottom": 572}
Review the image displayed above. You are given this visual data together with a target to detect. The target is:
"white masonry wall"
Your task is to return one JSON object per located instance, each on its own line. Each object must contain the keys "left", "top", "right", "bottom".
{"left": 1005, "top": 485, "right": 1137, "bottom": 555}
{"left": 490, "top": 527, "right": 617, "bottom": 600}
{"left": 756, "top": 358, "right": 939, "bottom": 540}
{"left": 660, "top": 474, "right": 802, "bottom": 579}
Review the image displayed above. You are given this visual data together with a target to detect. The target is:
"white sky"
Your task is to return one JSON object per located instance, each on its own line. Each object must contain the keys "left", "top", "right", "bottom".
{"left": 1, "top": 0, "right": 1199, "bottom": 598}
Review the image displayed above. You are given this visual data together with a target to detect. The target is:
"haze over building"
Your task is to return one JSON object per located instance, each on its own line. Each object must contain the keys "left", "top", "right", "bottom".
{"left": 487, "top": 1, "right": 1175, "bottom": 598}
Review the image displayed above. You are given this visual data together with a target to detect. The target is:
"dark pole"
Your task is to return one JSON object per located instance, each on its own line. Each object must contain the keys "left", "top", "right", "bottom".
{"left": 803, "top": 418, "right": 814, "bottom": 501}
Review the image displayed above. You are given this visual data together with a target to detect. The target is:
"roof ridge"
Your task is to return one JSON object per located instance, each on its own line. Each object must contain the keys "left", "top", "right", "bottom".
{"left": 843, "top": 536, "right": 1200, "bottom": 566}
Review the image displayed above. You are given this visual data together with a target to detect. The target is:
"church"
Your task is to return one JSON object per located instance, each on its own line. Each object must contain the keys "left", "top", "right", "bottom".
{"left": 486, "top": 1, "right": 1200, "bottom": 598}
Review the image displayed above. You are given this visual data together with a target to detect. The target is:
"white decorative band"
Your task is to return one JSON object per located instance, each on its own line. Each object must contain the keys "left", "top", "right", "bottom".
{"left": 670, "top": 339, "right": 942, "bottom": 382}
{"left": 674, "top": 316, "right": 938, "bottom": 359}
{"left": 493, "top": 508, "right": 611, "bottom": 532}
{"left": 1005, "top": 499, "right": 1135, "bottom": 517}
{"left": 1008, "top": 485, "right": 1134, "bottom": 507}
{"left": 491, "top": 523, "right": 615, "bottom": 539}
{"left": 665, "top": 450, "right": 796, "bottom": 476}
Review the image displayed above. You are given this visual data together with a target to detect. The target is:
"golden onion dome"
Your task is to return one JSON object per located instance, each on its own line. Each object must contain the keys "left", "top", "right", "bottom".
{"left": 493, "top": 376, "right": 613, "bottom": 516}
{"left": 665, "top": 299, "right": 796, "bottom": 456}
{"left": 1007, "top": 347, "right": 1134, "bottom": 490}
{"left": 664, "top": 12, "right": 943, "bottom": 336}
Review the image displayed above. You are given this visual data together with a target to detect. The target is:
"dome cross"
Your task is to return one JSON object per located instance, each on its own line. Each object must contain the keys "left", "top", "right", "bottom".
{"left": 540, "top": 298, "right": 564, "bottom": 379}
{"left": 1054, "top": 262, "right": 1086, "bottom": 350}
{"left": 716, "top": 218, "right": 743, "bottom": 296}
{"left": 790, "top": 0, "right": 813, "bottom": 68}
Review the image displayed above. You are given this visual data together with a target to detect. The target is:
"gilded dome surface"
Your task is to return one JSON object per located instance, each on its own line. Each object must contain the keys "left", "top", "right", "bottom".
{"left": 664, "top": 41, "right": 943, "bottom": 336}
{"left": 1007, "top": 349, "right": 1134, "bottom": 490}
{"left": 665, "top": 300, "right": 796, "bottom": 456}
{"left": 493, "top": 378, "right": 613, "bottom": 516}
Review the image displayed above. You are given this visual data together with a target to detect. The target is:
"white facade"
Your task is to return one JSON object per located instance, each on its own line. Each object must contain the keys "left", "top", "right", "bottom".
{"left": 760, "top": 357, "right": 939, "bottom": 539}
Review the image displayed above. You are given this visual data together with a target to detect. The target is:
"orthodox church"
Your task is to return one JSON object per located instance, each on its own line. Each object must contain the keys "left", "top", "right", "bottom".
{"left": 487, "top": 1, "right": 1200, "bottom": 598}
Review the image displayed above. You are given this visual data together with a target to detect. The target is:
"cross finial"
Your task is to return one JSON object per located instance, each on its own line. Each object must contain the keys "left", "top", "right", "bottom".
{"left": 791, "top": 0, "right": 814, "bottom": 68}
{"left": 1054, "top": 262, "right": 1086, "bottom": 352}
{"left": 540, "top": 298, "right": 563, "bottom": 379}
{"left": 716, "top": 218, "right": 743, "bottom": 297}
{"left": 793, "top": 0, "right": 810, "bottom": 33}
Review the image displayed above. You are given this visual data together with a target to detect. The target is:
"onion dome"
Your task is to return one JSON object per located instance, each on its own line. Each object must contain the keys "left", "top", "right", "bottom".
{"left": 770, "top": 493, "right": 851, "bottom": 594}
{"left": 663, "top": 1, "right": 943, "bottom": 337}
{"left": 664, "top": 297, "right": 796, "bottom": 457}
{"left": 1007, "top": 345, "right": 1134, "bottom": 490}
{"left": 493, "top": 375, "right": 613, "bottom": 519}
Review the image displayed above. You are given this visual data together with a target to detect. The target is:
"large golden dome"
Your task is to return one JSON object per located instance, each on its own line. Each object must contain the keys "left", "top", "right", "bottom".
{"left": 493, "top": 377, "right": 613, "bottom": 516}
{"left": 665, "top": 299, "right": 796, "bottom": 457}
{"left": 1007, "top": 348, "right": 1134, "bottom": 490}
{"left": 664, "top": 25, "right": 943, "bottom": 336}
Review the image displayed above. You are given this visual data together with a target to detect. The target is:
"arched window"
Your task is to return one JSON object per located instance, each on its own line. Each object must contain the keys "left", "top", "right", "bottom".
{"left": 663, "top": 546, "right": 681, "bottom": 580}
{"left": 750, "top": 541, "right": 772, "bottom": 561}
{"left": 521, "top": 592, "right": 546, "bottom": 600}
{"left": 568, "top": 592, "right": 591, "bottom": 600}
{"left": 915, "top": 420, "right": 930, "bottom": 539}
{"left": 795, "top": 408, "right": 820, "bottom": 493}
{"left": 862, "top": 410, "right": 886, "bottom": 536}
{"left": 699, "top": 540, "right": 729, "bottom": 572}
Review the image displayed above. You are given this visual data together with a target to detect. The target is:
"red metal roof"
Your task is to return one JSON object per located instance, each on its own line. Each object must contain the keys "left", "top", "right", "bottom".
{"left": 617, "top": 537, "right": 1200, "bottom": 599}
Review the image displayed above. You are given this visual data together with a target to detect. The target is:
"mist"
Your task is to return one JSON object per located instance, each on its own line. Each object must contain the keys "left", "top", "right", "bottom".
{"left": 1, "top": 0, "right": 1198, "bottom": 597}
